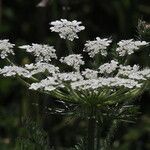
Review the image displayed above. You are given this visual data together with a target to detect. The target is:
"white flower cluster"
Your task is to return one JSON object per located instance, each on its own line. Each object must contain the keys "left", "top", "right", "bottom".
{"left": 0, "top": 65, "right": 30, "bottom": 77}
{"left": 57, "top": 72, "right": 83, "bottom": 82}
{"left": 19, "top": 44, "right": 57, "bottom": 62}
{"left": 29, "top": 74, "right": 142, "bottom": 92}
{"left": 99, "top": 60, "right": 118, "bottom": 74}
{"left": 29, "top": 72, "right": 83, "bottom": 91}
{"left": 50, "top": 19, "right": 85, "bottom": 41}
{"left": 71, "top": 77, "right": 141, "bottom": 90}
{"left": 0, "top": 19, "right": 149, "bottom": 95}
{"left": 116, "top": 39, "right": 148, "bottom": 56}
{"left": 0, "top": 39, "right": 15, "bottom": 59}
{"left": 83, "top": 37, "right": 112, "bottom": 57}
{"left": 82, "top": 69, "right": 98, "bottom": 79}
{"left": 25, "top": 62, "right": 59, "bottom": 76}
{"left": 60, "top": 54, "right": 84, "bottom": 71}
{"left": 129, "top": 68, "right": 150, "bottom": 80}
{"left": 1, "top": 60, "right": 149, "bottom": 92}
{"left": 0, "top": 62, "right": 59, "bottom": 78}
{"left": 118, "top": 65, "right": 139, "bottom": 76}
{"left": 29, "top": 77, "right": 61, "bottom": 91}
{"left": 118, "top": 65, "right": 150, "bottom": 80}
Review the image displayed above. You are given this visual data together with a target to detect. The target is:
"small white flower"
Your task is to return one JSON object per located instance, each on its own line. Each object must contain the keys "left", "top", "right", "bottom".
{"left": 0, "top": 65, "right": 30, "bottom": 78}
{"left": 83, "top": 37, "right": 112, "bottom": 57}
{"left": 71, "top": 79, "right": 99, "bottom": 90}
{"left": 25, "top": 62, "right": 59, "bottom": 76}
{"left": 0, "top": 39, "right": 15, "bottom": 59}
{"left": 57, "top": 72, "right": 83, "bottom": 82}
{"left": 50, "top": 19, "right": 85, "bottom": 41}
{"left": 118, "top": 65, "right": 150, "bottom": 80}
{"left": 71, "top": 77, "right": 141, "bottom": 90}
{"left": 99, "top": 60, "right": 118, "bottom": 74}
{"left": 29, "top": 77, "right": 60, "bottom": 91}
{"left": 129, "top": 68, "right": 150, "bottom": 80}
{"left": 19, "top": 44, "right": 57, "bottom": 62}
{"left": 118, "top": 65, "right": 139, "bottom": 77}
{"left": 60, "top": 54, "right": 84, "bottom": 71}
{"left": 116, "top": 39, "right": 148, "bottom": 56}
{"left": 82, "top": 69, "right": 98, "bottom": 79}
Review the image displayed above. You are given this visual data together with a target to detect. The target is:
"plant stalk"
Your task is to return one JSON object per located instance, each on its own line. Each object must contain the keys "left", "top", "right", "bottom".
{"left": 87, "top": 107, "right": 96, "bottom": 150}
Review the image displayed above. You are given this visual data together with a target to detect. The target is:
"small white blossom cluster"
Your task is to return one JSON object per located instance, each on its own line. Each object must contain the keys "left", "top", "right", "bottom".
{"left": 99, "top": 60, "right": 118, "bottom": 74}
{"left": 25, "top": 62, "right": 59, "bottom": 76}
{"left": 82, "top": 69, "right": 98, "bottom": 79}
{"left": 0, "top": 39, "right": 15, "bottom": 59}
{"left": 50, "top": 19, "right": 85, "bottom": 41}
{"left": 57, "top": 72, "right": 83, "bottom": 82}
{"left": 71, "top": 77, "right": 141, "bottom": 90}
{"left": 118, "top": 65, "right": 150, "bottom": 80}
{"left": 129, "top": 68, "right": 150, "bottom": 80}
{"left": 60, "top": 54, "right": 84, "bottom": 71}
{"left": 28, "top": 63, "right": 148, "bottom": 92}
{"left": 0, "top": 62, "right": 59, "bottom": 78}
{"left": 118, "top": 65, "right": 139, "bottom": 76}
{"left": 83, "top": 37, "right": 112, "bottom": 57}
{"left": 29, "top": 72, "right": 82, "bottom": 91}
{"left": 29, "top": 77, "right": 61, "bottom": 91}
{"left": 19, "top": 44, "right": 57, "bottom": 62}
{"left": 0, "top": 65, "right": 30, "bottom": 78}
{"left": 116, "top": 39, "right": 148, "bottom": 56}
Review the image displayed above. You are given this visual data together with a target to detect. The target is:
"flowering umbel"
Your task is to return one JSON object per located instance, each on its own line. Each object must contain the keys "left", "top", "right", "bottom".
{"left": 19, "top": 44, "right": 57, "bottom": 62}
{"left": 83, "top": 37, "right": 112, "bottom": 57}
{"left": 0, "top": 19, "right": 149, "bottom": 106}
{"left": 50, "top": 19, "right": 85, "bottom": 41}
{"left": 116, "top": 39, "right": 148, "bottom": 56}
{"left": 0, "top": 39, "right": 15, "bottom": 59}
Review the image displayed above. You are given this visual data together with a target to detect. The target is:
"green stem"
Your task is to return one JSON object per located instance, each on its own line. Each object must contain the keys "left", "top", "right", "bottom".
{"left": 66, "top": 40, "right": 73, "bottom": 54}
{"left": 87, "top": 107, "right": 96, "bottom": 150}
{"left": 96, "top": 122, "right": 101, "bottom": 150}
{"left": 105, "top": 120, "right": 118, "bottom": 149}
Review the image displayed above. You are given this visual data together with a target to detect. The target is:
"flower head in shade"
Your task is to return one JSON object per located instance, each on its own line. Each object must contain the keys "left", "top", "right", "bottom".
{"left": 99, "top": 60, "right": 118, "bottom": 74}
{"left": 83, "top": 37, "right": 112, "bottom": 57}
{"left": 116, "top": 39, "right": 148, "bottom": 56}
{"left": 71, "top": 77, "right": 141, "bottom": 90}
{"left": 25, "top": 62, "right": 59, "bottom": 76}
{"left": 29, "top": 77, "right": 61, "bottom": 91}
{"left": 0, "top": 65, "right": 30, "bottom": 78}
{"left": 82, "top": 69, "right": 98, "bottom": 79}
{"left": 50, "top": 19, "right": 85, "bottom": 41}
{"left": 118, "top": 64, "right": 150, "bottom": 80}
{"left": 60, "top": 54, "right": 84, "bottom": 71}
{"left": 19, "top": 44, "right": 57, "bottom": 62}
{"left": 0, "top": 39, "right": 15, "bottom": 59}
{"left": 57, "top": 72, "right": 83, "bottom": 82}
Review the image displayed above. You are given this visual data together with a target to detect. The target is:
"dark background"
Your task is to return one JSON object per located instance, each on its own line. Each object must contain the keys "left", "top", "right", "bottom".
{"left": 0, "top": 0, "right": 150, "bottom": 149}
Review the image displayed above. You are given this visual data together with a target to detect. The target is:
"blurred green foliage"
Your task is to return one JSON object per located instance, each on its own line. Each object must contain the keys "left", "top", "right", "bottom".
{"left": 0, "top": 0, "right": 150, "bottom": 149}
